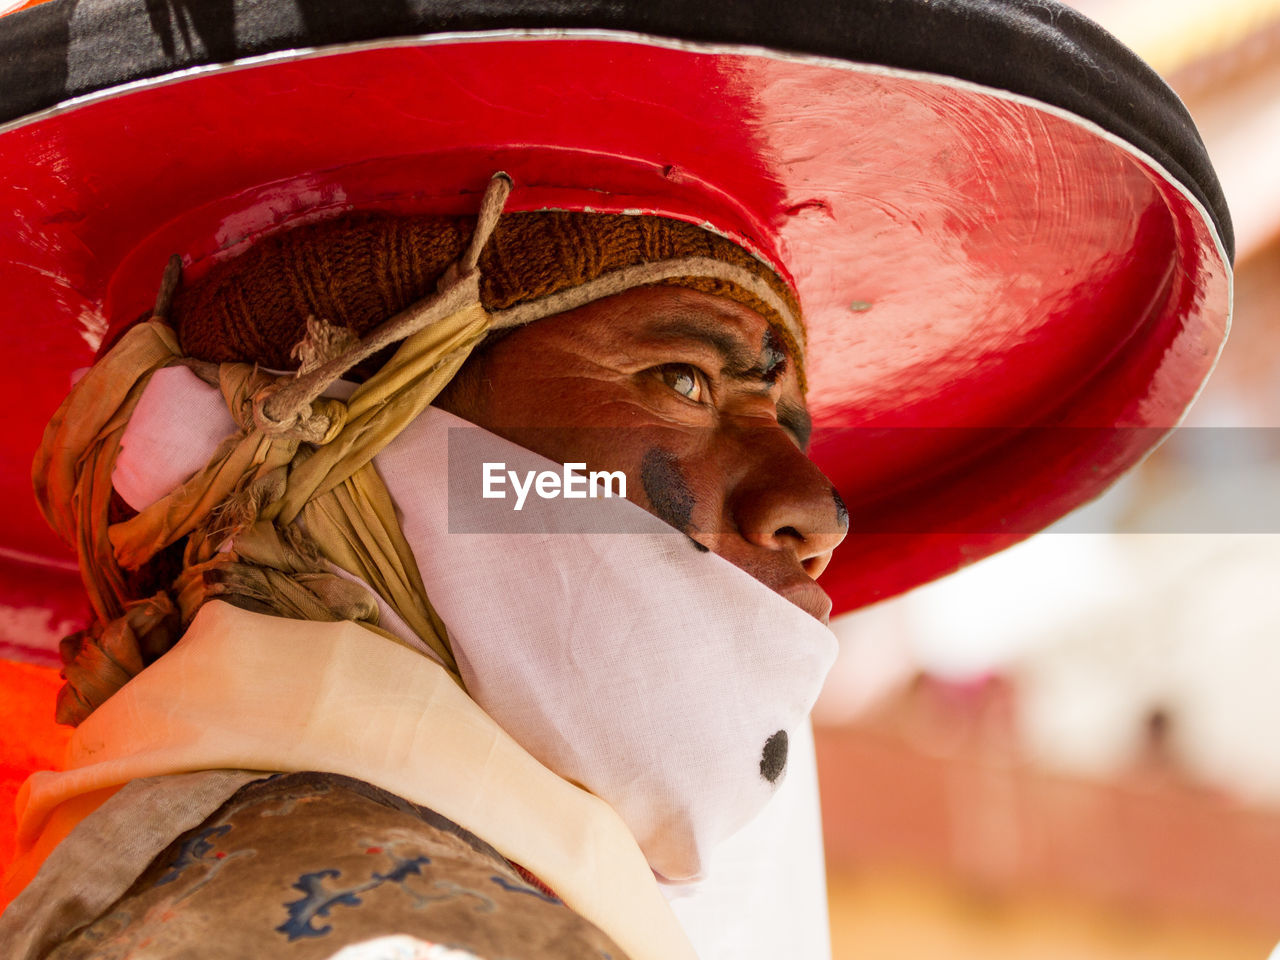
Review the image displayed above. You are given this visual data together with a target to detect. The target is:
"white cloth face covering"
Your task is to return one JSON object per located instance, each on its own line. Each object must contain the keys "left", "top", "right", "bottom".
{"left": 377, "top": 409, "right": 839, "bottom": 885}
{"left": 113, "top": 366, "right": 839, "bottom": 887}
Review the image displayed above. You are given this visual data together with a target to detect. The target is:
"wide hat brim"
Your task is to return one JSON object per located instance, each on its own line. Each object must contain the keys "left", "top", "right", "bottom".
{"left": 0, "top": 0, "right": 1231, "bottom": 625}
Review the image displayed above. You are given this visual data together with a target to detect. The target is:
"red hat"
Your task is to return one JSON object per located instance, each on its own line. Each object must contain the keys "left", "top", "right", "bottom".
{"left": 0, "top": 0, "right": 1231, "bottom": 638}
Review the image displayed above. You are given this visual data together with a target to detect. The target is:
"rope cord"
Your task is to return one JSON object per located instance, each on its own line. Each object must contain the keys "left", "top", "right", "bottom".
{"left": 254, "top": 173, "right": 513, "bottom": 437}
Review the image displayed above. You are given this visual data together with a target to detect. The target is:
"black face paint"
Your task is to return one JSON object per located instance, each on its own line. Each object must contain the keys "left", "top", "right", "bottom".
{"left": 759, "top": 729, "right": 788, "bottom": 784}
{"left": 640, "top": 448, "right": 696, "bottom": 533}
{"left": 753, "top": 329, "right": 789, "bottom": 384}
{"left": 832, "top": 488, "right": 849, "bottom": 531}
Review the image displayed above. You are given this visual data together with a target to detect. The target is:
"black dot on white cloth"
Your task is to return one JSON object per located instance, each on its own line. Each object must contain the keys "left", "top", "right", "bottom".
{"left": 759, "top": 729, "right": 788, "bottom": 784}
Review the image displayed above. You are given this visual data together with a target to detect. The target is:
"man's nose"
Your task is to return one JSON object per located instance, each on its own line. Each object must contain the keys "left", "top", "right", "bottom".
{"left": 726, "top": 428, "right": 848, "bottom": 578}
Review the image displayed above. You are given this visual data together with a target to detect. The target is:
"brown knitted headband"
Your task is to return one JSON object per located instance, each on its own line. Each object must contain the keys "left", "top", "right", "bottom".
{"left": 172, "top": 211, "right": 806, "bottom": 385}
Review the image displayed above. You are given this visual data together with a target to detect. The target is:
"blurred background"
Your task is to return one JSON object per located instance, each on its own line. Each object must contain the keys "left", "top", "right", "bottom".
{"left": 816, "top": 2, "right": 1280, "bottom": 955}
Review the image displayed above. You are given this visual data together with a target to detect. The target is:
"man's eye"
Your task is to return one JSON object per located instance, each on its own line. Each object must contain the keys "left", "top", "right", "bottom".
{"left": 655, "top": 364, "right": 706, "bottom": 402}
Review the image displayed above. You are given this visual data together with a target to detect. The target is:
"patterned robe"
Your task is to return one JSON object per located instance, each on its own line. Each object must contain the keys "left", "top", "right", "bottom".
{"left": 41, "top": 772, "right": 628, "bottom": 960}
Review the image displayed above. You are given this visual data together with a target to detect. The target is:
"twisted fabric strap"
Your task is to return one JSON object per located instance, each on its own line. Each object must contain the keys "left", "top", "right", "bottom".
{"left": 252, "top": 174, "right": 512, "bottom": 439}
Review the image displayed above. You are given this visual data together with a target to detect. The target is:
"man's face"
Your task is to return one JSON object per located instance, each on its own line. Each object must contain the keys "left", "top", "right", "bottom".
{"left": 436, "top": 286, "right": 848, "bottom": 623}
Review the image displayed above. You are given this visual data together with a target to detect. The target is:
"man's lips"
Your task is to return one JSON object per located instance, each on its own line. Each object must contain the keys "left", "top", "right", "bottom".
{"left": 778, "top": 576, "right": 833, "bottom": 625}
{"left": 693, "top": 533, "right": 834, "bottom": 624}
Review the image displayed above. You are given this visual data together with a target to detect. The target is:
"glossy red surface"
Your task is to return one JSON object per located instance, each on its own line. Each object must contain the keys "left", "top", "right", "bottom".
{"left": 0, "top": 36, "right": 1230, "bottom": 636}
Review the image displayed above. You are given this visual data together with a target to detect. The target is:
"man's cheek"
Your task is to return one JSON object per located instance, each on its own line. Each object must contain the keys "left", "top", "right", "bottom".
{"left": 636, "top": 447, "right": 721, "bottom": 554}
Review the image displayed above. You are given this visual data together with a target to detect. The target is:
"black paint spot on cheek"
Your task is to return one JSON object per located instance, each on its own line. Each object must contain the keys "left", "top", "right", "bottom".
{"left": 833, "top": 489, "right": 849, "bottom": 531}
{"left": 640, "top": 448, "right": 696, "bottom": 533}
{"left": 759, "top": 729, "right": 788, "bottom": 784}
{"left": 758, "top": 329, "right": 788, "bottom": 384}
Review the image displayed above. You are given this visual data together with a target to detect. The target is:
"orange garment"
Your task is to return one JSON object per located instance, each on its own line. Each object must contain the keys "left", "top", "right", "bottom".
{"left": 0, "top": 659, "right": 71, "bottom": 900}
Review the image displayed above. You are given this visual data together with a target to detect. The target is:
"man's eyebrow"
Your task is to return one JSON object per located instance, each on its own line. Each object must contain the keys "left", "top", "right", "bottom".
{"left": 649, "top": 316, "right": 791, "bottom": 384}
{"left": 778, "top": 398, "right": 812, "bottom": 451}
{"left": 647, "top": 316, "right": 761, "bottom": 373}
